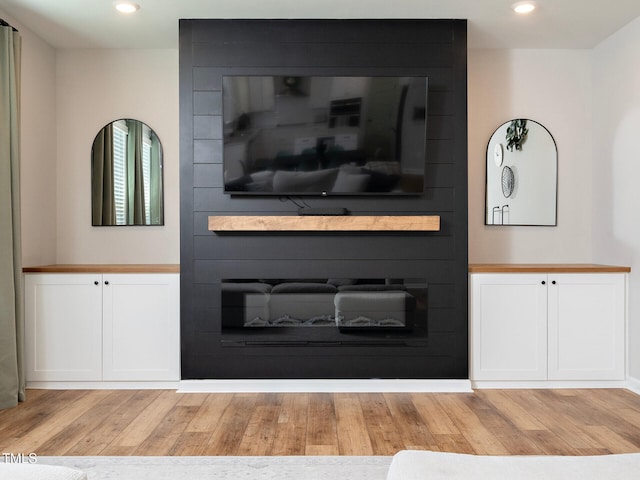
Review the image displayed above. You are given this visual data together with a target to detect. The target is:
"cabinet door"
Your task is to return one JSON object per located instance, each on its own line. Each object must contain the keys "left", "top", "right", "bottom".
{"left": 470, "top": 274, "right": 548, "bottom": 381}
{"left": 548, "top": 274, "right": 625, "bottom": 380}
{"left": 24, "top": 274, "right": 102, "bottom": 381}
{"left": 102, "top": 274, "right": 180, "bottom": 381}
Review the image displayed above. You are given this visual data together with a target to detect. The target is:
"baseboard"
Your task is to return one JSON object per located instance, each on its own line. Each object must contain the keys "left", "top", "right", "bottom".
{"left": 26, "top": 381, "right": 181, "bottom": 390}
{"left": 27, "top": 378, "right": 638, "bottom": 395}
{"left": 626, "top": 376, "right": 640, "bottom": 395}
{"left": 471, "top": 379, "right": 631, "bottom": 390}
{"left": 177, "top": 379, "right": 474, "bottom": 393}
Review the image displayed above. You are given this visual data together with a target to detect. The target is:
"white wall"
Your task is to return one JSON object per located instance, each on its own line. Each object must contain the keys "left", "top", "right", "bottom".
{"left": 468, "top": 49, "right": 593, "bottom": 263}
{"left": 2, "top": 10, "right": 58, "bottom": 267}
{"left": 55, "top": 49, "right": 179, "bottom": 264}
{"left": 592, "top": 16, "right": 640, "bottom": 380}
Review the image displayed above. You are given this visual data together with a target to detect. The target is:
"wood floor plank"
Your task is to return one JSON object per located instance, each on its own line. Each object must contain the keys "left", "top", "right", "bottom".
{"left": 169, "top": 432, "right": 214, "bottom": 456}
{"left": 479, "top": 390, "right": 547, "bottom": 431}
{"left": 236, "top": 394, "right": 282, "bottom": 456}
{"left": 4, "top": 390, "right": 112, "bottom": 455}
{"left": 581, "top": 425, "right": 640, "bottom": 453}
{"left": 84, "top": 390, "right": 165, "bottom": 455}
{"left": 410, "top": 393, "right": 460, "bottom": 435}
{"left": 433, "top": 394, "right": 511, "bottom": 455}
{"left": 616, "top": 408, "right": 640, "bottom": 431}
{"left": 378, "top": 393, "right": 437, "bottom": 453}
{"left": 101, "top": 390, "right": 180, "bottom": 454}
{"left": 554, "top": 391, "right": 640, "bottom": 450}
{"left": 133, "top": 405, "right": 200, "bottom": 455}
{"left": 202, "top": 393, "right": 258, "bottom": 456}
{"left": 540, "top": 390, "right": 623, "bottom": 450}
{"left": 305, "top": 393, "right": 338, "bottom": 455}
{"left": 358, "top": 393, "right": 407, "bottom": 454}
{"left": 184, "top": 393, "right": 234, "bottom": 433}
{"left": 470, "top": 394, "right": 545, "bottom": 455}
{"left": 270, "top": 393, "right": 309, "bottom": 456}
{"left": 1, "top": 388, "right": 640, "bottom": 456}
{"left": 334, "top": 393, "right": 374, "bottom": 455}
{"left": 45, "top": 390, "right": 139, "bottom": 456}
{"left": 574, "top": 390, "right": 640, "bottom": 448}
{"left": 520, "top": 429, "right": 577, "bottom": 455}
{"left": 175, "top": 392, "right": 209, "bottom": 408}
{"left": 0, "top": 390, "right": 69, "bottom": 440}
{"left": 597, "top": 389, "right": 640, "bottom": 409}
{"left": 431, "top": 433, "right": 476, "bottom": 454}
{"left": 519, "top": 390, "right": 610, "bottom": 454}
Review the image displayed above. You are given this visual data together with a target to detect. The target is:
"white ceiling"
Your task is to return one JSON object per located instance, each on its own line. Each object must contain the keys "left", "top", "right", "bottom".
{"left": 0, "top": 0, "right": 639, "bottom": 50}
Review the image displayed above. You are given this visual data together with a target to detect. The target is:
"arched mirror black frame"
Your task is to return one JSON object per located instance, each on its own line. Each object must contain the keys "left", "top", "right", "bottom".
{"left": 485, "top": 118, "right": 557, "bottom": 226}
{"left": 91, "top": 118, "right": 164, "bottom": 226}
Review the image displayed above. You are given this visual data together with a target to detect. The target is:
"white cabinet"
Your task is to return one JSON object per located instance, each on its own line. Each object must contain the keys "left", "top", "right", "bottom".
{"left": 470, "top": 272, "right": 626, "bottom": 383}
{"left": 470, "top": 274, "right": 548, "bottom": 381}
{"left": 102, "top": 274, "right": 180, "bottom": 381}
{"left": 25, "top": 273, "right": 180, "bottom": 383}
{"left": 24, "top": 274, "right": 103, "bottom": 381}
{"left": 547, "top": 274, "right": 625, "bottom": 380}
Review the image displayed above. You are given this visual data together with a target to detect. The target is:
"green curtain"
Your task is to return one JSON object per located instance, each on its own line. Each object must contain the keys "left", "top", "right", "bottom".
{"left": 149, "top": 133, "right": 163, "bottom": 225}
{"left": 0, "top": 21, "right": 24, "bottom": 410}
{"left": 91, "top": 123, "right": 115, "bottom": 225}
{"left": 126, "top": 119, "right": 145, "bottom": 225}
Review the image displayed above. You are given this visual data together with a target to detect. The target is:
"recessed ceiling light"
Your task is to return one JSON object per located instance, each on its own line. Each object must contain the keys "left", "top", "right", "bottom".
{"left": 114, "top": 1, "right": 140, "bottom": 14}
{"left": 512, "top": 1, "right": 537, "bottom": 14}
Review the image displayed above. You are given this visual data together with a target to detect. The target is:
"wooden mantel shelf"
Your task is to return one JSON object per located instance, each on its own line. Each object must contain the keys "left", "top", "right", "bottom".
{"left": 208, "top": 215, "right": 440, "bottom": 232}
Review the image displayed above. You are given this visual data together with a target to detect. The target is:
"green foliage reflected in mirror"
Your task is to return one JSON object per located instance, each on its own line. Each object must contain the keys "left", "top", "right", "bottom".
{"left": 91, "top": 119, "right": 164, "bottom": 226}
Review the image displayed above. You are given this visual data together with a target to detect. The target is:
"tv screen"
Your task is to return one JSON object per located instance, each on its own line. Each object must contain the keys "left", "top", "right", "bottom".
{"left": 222, "top": 75, "right": 428, "bottom": 195}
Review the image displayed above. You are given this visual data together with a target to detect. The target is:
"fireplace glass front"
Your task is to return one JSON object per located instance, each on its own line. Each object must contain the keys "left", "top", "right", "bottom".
{"left": 221, "top": 278, "right": 428, "bottom": 346}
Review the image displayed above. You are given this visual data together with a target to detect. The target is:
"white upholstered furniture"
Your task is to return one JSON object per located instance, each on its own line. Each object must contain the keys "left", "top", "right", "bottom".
{"left": 0, "top": 463, "right": 86, "bottom": 480}
{"left": 387, "top": 450, "right": 640, "bottom": 480}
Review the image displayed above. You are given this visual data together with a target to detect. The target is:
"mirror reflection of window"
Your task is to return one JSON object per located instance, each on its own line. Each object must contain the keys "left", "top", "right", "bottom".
{"left": 112, "top": 120, "right": 128, "bottom": 225}
{"left": 91, "top": 119, "right": 164, "bottom": 226}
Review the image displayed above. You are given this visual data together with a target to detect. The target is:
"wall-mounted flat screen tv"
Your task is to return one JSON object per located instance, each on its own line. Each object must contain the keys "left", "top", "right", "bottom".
{"left": 222, "top": 75, "right": 428, "bottom": 195}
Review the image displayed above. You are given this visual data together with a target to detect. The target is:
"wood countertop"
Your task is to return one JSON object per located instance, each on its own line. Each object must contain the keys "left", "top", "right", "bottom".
{"left": 23, "top": 264, "right": 180, "bottom": 273}
{"left": 469, "top": 264, "right": 630, "bottom": 273}
{"left": 23, "top": 264, "right": 629, "bottom": 274}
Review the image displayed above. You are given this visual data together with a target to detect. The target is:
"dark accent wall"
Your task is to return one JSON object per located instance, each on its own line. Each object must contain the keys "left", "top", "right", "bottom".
{"left": 179, "top": 19, "right": 468, "bottom": 379}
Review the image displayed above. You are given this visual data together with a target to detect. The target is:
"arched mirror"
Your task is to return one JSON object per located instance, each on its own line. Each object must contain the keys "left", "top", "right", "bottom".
{"left": 485, "top": 119, "right": 557, "bottom": 226}
{"left": 91, "top": 119, "right": 164, "bottom": 226}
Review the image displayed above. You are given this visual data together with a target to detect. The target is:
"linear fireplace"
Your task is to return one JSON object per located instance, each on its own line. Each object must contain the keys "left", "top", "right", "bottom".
{"left": 221, "top": 278, "right": 428, "bottom": 347}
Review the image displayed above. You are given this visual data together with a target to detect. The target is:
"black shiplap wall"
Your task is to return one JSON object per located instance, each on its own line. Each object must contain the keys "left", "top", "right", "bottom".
{"left": 179, "top": 19, "right": 468, "bottom": 379}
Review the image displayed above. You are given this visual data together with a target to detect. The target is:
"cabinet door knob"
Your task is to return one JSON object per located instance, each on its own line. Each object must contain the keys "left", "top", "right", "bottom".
{"left": 104, "top": 281, "right": 109, "bottom": 285}
{"left": 541, "top": 281, "right": 546, "bottom": 285}
{"left": 94, "top": 281, "right": 99, "bottom": 285}
{"left": 552, "top": 280, "right": 557, "bottom": 285}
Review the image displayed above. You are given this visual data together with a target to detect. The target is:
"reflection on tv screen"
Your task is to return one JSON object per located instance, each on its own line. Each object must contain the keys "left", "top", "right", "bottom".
{"left": 222, "top": 75, "right": 428, "bottom": 195}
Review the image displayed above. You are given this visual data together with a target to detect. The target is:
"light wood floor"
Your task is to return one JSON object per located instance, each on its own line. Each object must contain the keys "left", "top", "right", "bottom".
{"left": 1, "top": 388, "right": 640, "bottom": 456}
